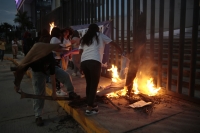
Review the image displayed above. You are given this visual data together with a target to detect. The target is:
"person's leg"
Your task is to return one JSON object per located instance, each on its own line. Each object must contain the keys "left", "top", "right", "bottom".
{"left": 55, "top": 66, "right": 79, "bottom": 98}
{"left": 72, "top": 54, "right": 80, "bottom": 74}
{"left": 0, "top": 50, "right": 2, "bottom": 61}
{"left": 86, "top": 60, "right": 101, "bottom": 107}
{"left": 2, "top": 50, "right": 4, "bottom": 61}
{"left": 32, "top": 71, "right": 46, "bottom": 122}
{"left": 81, "top": 61, "right": 91, "bottom": 102}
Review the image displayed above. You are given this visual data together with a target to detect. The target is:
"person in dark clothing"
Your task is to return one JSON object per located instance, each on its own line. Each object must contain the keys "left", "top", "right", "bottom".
{"left": 29, "top": 43, "right": 80, "bottom": 126}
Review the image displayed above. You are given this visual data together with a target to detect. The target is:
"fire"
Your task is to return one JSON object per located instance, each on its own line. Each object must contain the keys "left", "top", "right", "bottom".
{"left": 106, "top": 64, "right": 160, "bottom": 98}
{"left": 146, "top": 78, "right": 160, "bottom": 96}
{"left": 133, "top": 78, "right": 139, "bottom": 94}
{"left": 107, "top": 65, "right": 121, "bottom": 82}
{"left": 49, "top": 22, "right": 56, "bottom": 34}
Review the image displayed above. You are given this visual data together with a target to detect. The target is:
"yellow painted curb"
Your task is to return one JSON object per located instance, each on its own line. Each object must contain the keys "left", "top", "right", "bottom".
{"left": 5, "top": 56, "right": 110, "bottom": 133}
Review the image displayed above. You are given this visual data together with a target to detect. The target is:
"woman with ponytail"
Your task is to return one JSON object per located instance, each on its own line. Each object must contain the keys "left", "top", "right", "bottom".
{"left": 79, "top": 24, "right": 123, "bottom": 115}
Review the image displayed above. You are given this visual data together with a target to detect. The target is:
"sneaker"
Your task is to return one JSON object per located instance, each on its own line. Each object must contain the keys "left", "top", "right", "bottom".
{"left": 56, "top": 89, "right": 67, "bottom": 96}
{"left": 35, "top": 117, "right": 44, "bottom": 126}
{"left": 72, "top": 73, "right": 77, "bottom": 76}
{"left": 69, "top": 92, "right": 80, "bottom": 99}
{"left": 85, "top": 106, "right": 99, "bottom": 116}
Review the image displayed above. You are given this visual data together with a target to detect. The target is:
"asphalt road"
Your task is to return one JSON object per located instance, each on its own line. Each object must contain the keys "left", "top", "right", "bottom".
{"left": 0, "top": 59, "right": 84, "bottom": 133}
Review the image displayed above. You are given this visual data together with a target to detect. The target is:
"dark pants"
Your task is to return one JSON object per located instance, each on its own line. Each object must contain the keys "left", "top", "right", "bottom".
{"left": 81, "top": 60, "right": 101, "bottom": 107}
{"left": 55, "top": 59, "right": 61, "bottom": 90}
{"left": 0, "top": 50, "right": 4, "bottom": 61}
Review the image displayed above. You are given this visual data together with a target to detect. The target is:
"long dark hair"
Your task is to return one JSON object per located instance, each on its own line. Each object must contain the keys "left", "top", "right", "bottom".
{"left": 80, "top": 24, "right": 99, "bottom": 46}
{"left": 51, "top": 27, "right": 61, "bottom": 39}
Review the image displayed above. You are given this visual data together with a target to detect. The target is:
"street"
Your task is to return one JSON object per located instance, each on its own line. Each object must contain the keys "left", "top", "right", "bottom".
{"left": 0, "top": 59, "right": 84, "bottom": 133}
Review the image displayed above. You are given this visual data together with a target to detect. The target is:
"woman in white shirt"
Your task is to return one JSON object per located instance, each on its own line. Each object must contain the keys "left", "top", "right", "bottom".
{"left": 50, "top": 27, "right": 66, "bottom": 96}
{"left": 61, "top": 28, "right": 73, "bottom": 71}
{"left": 79, "top": 24, "right": 123, "bottom": 115}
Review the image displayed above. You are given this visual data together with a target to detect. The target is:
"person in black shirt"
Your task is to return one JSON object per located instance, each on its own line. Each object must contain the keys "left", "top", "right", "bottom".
{"left": 29, "top": 51, "right": 80, "bottom": 126}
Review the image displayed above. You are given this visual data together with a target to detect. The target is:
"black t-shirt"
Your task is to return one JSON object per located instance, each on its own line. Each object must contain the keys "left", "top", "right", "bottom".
{"left": 29, "top": 52, "right": 56, "bottom": 75}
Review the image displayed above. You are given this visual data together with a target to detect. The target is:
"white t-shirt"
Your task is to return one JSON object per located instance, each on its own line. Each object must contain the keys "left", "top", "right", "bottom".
{"left": 79, "top": 32, "right": 112, "bottom": 63}
{"left": 12, "top": 40, "right": 18, "bottom": 46}
{"left": 50, "top": 37, "right": 61, "bottom": 59}
{"left": 61, "top": 38, "right": 71, "bottom": 50}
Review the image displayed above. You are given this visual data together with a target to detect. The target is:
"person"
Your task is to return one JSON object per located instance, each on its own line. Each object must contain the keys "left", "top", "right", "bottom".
{"left": 11, "top": 37, "right": 19, "bottom": 59}
{"left": 79, "top": 24, "right": 123, "bottom": 115}
{"left": 50, "top": 27, "right": 67, "bottom": 96}
{"left": 61, "top": 27, "right": 73, "bottom": 71}
{"left": 22, "top": 43, "right": 80, "bottom": 126}
{"left": 39, "top": 29, "right": 51, "bottom": 83}
{"left": 71, "top": 30, "right": 83, "bottom": 77}
{"left": 23, "top": 32, "right": 34, "bottom": 56}
{"left": 0, "top": 38, "right": 6, "bottom": 61}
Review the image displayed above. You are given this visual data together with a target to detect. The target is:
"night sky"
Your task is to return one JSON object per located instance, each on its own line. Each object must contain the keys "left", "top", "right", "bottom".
{"left": 0, "top": 0, "right": 17, "bottom": 25}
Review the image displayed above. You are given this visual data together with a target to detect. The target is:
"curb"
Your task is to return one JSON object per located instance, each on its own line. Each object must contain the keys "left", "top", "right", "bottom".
{"left": 5, "top": 56, "right": 110, "bottom": 133}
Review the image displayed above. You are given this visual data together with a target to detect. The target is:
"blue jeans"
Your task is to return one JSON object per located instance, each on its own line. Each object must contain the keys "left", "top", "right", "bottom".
{"left": 32, "top": 66, "right": 75, "bottom": 117}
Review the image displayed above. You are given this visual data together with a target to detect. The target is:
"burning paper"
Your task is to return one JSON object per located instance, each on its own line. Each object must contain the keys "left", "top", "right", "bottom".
{"left": 129, "top": 100, "right": 152, "bottom": 108}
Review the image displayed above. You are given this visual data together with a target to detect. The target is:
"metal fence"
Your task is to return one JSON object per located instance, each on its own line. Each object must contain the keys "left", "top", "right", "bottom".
{"left": 38, "top": 0, "right": 200, "bottom": 103}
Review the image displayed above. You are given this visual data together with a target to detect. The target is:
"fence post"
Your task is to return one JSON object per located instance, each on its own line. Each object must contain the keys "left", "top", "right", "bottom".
{"left": 167, "top": 0, "right": 175, "bottom": 91}
{"left": 189, "top": 0, "right": 199, "bottom": 97}
{"left": 177, "top": 0, "right": 186, "bottom": 94}
{"left": 157, "top": 0, "right": 164, "bottom": 87}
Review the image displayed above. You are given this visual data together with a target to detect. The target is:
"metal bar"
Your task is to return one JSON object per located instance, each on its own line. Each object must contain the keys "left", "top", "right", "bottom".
{"left": 88, "top": 0, "right": 91, "bottom": 23}
{"left": 116, "top": 0, "right": 119, "bottom": 67}
{"left": 94, "top": 0, "right": 97, "bottom": 22}
{"left": 127, "top": 0, "right": 131, "bottom": 53}
{"left": 85, "top": 0, "right": 88, "bottom": 24}
{"left": 121, "top": 0, "right": 124, "bottom": 52}
{"left": 110, "top": 0, "right": 114, "bottom": 65}
{"left": 150, "top": 0, "right": 155, "bottom": 60}
{"left": 98, "top": 0, "right": 101, "bottom": 22}
{"left": 143, "top": 0, "right": 147, "bottom": 34}
{"left": 177, "top": 0, "right": 186, "bottom": 94}
{"left": 189, "top": 0, "right": 199, "bottom": 97}
{"left": 69, "top": 0, "right": 72, "bottom": 26}
{"left": 81, "top": 0, "right": 85, "bottom": 24}
{"left": 87, "top": 0, "right": 90, "bottom": 24}
{"left": 106, "top": 0, "right": 109, "bottom": 21}
{"left": 132, "top": 0, "right": 136, "bottom": 50}
{"left": 167, "top": 0, "right": 175, "bottom": 91}
{"left": 73, "top": 0, "right": 78, "bottom": 25}
{"left": 157, "top": 0, "right": 164, "bottom": 87}
{"left": 91, "top": 0, "right": 94, "bottom": 23}
{"left": 102, "top": 0, "right": 105, "bottom": 21}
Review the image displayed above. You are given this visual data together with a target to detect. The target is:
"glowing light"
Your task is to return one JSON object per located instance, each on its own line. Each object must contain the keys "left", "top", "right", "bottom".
{"left": 133, "top": 78, "right": 139, "bottom": 94}
{"left": 107, "top": 65, "right": 121, "bottom": 83}
{"left": 146, "top": 78, "right": 160, "bottom": 96}
{"left": 49, "top": 22, "right": 56, "bottom": 34}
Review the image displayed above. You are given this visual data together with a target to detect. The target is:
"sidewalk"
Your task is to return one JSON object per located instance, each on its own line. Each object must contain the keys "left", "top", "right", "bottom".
{"left": 3, "top": 54, "right": 200, "bottom": 133}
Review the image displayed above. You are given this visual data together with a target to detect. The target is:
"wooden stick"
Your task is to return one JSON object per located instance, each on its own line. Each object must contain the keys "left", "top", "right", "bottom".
{"left": 17, "top": 90, "right": 70, "bottom": 100}
{"left": 105, "top": 96, "right": 121, "bottom": 110}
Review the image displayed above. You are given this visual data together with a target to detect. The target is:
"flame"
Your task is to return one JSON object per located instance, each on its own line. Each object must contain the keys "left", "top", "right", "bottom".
{"left": 133, "top": 78, "right": 139, "bottom": 94}
{"left": 106, "top": 65, "right": 160, "bottom": 98}
{"left": 107, "top": 65, "right": 121, "bottom": 82}
{"left": 146, "top": 78, "right": 160, "bottom": 96}
{"left": 49, "top": 22, "right": 56, "bottom": 34}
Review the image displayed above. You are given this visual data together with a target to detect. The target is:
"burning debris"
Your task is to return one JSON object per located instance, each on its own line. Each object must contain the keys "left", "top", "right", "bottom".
{"left": 97, "top": 58, "right": 164, "bottom": 114}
